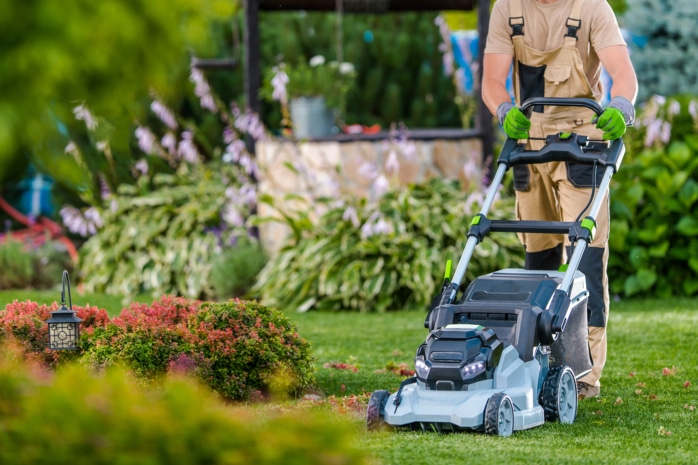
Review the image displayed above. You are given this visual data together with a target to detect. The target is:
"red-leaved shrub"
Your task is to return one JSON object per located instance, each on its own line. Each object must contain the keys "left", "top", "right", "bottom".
{"left": 82, "top": 296, "right": 316, "bottom": 401}
{"left": 80, "top": 295, "right": 200, "bottom": 379}
{"left": 0, "top": 300, "right": 110, "bottom": 367}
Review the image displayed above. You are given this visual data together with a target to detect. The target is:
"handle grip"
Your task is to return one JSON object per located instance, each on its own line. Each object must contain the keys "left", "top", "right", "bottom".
{"left": 520, "top": 97, "right": 604, "bottom": 118}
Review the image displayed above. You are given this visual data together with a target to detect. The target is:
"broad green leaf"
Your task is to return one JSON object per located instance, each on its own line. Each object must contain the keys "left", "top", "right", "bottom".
{"left": 677, "top": 216, "right": 698, "bottom": 237}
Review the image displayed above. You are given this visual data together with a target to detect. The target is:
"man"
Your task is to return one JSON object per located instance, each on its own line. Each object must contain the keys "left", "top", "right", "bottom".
{"left": 481, "top": 0, "right": 638, "bottom": 399}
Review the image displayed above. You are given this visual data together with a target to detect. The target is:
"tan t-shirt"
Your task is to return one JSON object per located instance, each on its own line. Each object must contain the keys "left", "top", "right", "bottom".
{"left": 485, "top": 0, "right": 626, "bottom": 99}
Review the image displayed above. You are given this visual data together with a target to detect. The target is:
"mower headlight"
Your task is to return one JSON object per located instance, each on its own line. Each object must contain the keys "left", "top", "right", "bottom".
{"left": 415, "top": 356, "right": 430, "bottom": 379}
{"left": 460, "top": 356, "right": 486, "bottom": 381}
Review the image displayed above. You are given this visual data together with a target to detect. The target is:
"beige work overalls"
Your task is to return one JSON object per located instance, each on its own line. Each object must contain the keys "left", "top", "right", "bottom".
{"left": 509, "top": 0, "right": 609, "bottom": 387}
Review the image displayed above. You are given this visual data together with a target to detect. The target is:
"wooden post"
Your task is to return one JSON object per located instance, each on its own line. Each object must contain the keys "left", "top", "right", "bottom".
{"left": 477, "top": 0, "right": 495, "bottom": 173}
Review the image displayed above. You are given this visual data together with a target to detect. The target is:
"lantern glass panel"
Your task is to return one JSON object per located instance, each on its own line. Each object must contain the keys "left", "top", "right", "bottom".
{"left": 48, "top": 322, "right": 79, "bottom": 350}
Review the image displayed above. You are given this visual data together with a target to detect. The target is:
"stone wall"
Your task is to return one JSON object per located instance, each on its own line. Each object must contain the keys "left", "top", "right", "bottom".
{"left": 255, "top": 137, "right": 484, "bottom": 253}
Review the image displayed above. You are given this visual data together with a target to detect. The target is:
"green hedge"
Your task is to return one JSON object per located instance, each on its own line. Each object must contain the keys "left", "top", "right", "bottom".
{"left": 0, "top": 346, "right": 368, "bottom": 465}
{"left": 609, "top": 95, "right": 698, "bottom": 298}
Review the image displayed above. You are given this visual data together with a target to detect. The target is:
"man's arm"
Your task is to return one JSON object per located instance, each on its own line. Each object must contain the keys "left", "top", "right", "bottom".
{"left": 482, "top": 53, "right": 515, "bottom": 116}
{"left": 597, "top": 45, "right": 638, "bottom": 104}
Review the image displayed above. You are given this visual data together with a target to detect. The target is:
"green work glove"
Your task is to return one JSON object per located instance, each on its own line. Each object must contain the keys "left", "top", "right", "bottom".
{"left": 497, "top": 102, "right": 531, "bottom": 139}
{"left": 594, "top": 96, "right": 636, "bottom": 140}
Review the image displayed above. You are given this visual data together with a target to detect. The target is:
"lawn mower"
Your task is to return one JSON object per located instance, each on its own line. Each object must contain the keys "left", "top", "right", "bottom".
{"left": 366, "top": 97, "right": 625, "bottom": 436}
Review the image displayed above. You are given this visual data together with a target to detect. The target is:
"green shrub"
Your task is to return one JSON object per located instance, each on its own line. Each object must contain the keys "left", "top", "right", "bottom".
{"left": 254, "top": 178, "right": 524, "bottom": 312}
{"left": 0, "top": 240, "right": 33, "bottom": 289}
{"left": 82, "top": 296, "right": 316, "bottom": 401}
{"left": 609, "top": 95, "right": 698, "bottom": 298}
{"left": 210, "top": 236, "right": 268, "bottom": 299}
{"left": 0, "top": 345, "right": 369, "bottom": 465}
{"left": 0, "top": 239, "right": 74, "bottom": 290}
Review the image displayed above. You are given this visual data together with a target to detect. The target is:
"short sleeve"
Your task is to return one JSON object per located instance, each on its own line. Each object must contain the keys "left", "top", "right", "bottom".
{"left": 589, "top": 0, "right": 627, "bottom": 52}
{"left": 485, "top": 0, "right": 515, "bottom": 55}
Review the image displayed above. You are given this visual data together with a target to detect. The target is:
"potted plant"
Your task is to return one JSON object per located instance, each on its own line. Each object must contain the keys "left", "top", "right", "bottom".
{"left": 261, "top": 55, "right": 356, "bottom": 138}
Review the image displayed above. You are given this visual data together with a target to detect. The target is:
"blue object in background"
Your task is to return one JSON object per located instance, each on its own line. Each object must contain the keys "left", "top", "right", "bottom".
{"left": 11, "top": 165, "right": 55, "bottom": 219}
{"left": 449, "top": 29, "right": 622, "bottom": 106}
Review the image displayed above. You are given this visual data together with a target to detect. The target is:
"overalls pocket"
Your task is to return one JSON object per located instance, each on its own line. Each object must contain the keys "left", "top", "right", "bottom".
{"left": 543, "top": 65, "right": 572, "bottom": 98}
{"left": 566, "top": 163, "right": 605, "bottom": 188}
{"left": 518, "top": 62, "right": 546, "bottom": 113}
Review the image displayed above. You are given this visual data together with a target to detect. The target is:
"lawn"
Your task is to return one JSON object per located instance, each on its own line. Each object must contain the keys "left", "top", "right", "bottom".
{"left": 2, "top": 290, "right": 698, "bottom": 465}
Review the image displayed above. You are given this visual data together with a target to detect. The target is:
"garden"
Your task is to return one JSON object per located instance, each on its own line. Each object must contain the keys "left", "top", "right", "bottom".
{"left": 2, "top": 0, "right": 698, "bottom": 464}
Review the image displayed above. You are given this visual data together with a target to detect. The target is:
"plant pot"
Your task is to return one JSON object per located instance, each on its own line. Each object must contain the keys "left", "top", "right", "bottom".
{"left": 289, "top": 97, "right": 334, "bottom": 139}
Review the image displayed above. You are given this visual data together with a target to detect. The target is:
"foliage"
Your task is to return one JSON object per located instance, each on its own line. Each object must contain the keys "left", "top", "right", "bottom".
{"left": 82, "top": 296, "right": 316, "bottom": 401}
{"left": 187, "top": 300, "right": 316, "bottom": 401}
{"left": 261, "top": 56, "right": 357, "bottom": 113}
{"left": 624, "top": 0, "right": 698, "bottom": 102}
{"left": 259, "top": 12, "right": 463, "bottom": 130}
{"left": 609, "top": 95, "right": 698, "bottom": 298}
{"left": 0, "top": 300, "right": 109, "bottom": 367}
{"left": 0, "top": 0, "right": 236, "bottom": 186}
{"left": 210, "top": 236, "right": 268, "bottom": 300}
{"left": 0, "top": 346, "right": 369, "bottom": 465}
{"left": 0, "top": 239, "right": 74, "bottom": 290}
{"left": 254, "top": 178, "right": 523, "bottom": 312}
{"left": 79, "top": 296, "right": 199, "bottom": 380}
{"left": 77, "top": 161, "right": 252, "bottom": 300}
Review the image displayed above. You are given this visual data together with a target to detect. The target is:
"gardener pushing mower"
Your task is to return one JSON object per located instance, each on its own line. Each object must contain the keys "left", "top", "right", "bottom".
{"left": 482, "top": 0, "right": 638, "bottom": 399}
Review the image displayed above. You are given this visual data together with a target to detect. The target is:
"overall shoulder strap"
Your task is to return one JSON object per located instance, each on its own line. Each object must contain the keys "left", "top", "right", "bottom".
{"left": 565, "top": 0, "right": 585, "bottom": 40}
{"left": 509, "top": 0, "right": 524, "bottom": 37}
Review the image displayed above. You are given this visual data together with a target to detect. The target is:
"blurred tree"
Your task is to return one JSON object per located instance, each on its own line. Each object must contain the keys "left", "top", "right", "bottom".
{"left": 0, "top": 0, "right": 236, "bottom": 186}
{"left": 624, "top": 0, "right": 698, "bottom": 102}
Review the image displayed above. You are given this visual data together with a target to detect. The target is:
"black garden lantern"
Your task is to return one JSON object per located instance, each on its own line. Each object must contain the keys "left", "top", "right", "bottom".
{"left": 47, "top": 270, "right": 83, "bottom": 350}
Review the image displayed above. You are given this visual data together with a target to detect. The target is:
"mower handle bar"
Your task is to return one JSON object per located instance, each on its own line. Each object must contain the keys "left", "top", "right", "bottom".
{"left": 520, "top": 97, "right": 604, "bottom": 118}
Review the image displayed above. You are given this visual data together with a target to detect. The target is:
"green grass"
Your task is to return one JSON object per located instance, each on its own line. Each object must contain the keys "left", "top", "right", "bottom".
{"left": 3, "top": 290, "right": 698, "bottom": 464}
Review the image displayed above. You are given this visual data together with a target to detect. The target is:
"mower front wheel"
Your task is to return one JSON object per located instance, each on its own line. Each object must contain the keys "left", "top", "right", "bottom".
{"left": 484, "top": 392, "right": 514, "bottom": 437}
{"left": 366, "top": 390, "right": 391, "bottom": 431}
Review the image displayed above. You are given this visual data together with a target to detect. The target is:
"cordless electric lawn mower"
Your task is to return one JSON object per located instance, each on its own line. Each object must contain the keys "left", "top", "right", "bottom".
{"left": 366, "top": 97, "right": 625, "bottom": 436}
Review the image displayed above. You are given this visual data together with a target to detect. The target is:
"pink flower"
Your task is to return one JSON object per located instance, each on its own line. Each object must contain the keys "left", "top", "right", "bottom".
{"left": 190, "top": 66, "right": 217, "bottom": 112}
{"left": 270, "top": 66, "right": 289, "bottom": 105}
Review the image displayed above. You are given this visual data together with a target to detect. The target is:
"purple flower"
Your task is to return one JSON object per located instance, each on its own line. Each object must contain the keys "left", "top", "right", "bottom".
{"left": 161, "top": 132, "right": 177, "bottom": 156}
{"left": 190, "top": 66, "right": 217, "bottom": 112}
{"left": 150, "top": 99, "right": 178, "bottom": 130}
{"left": 135, "top": 126, "right": 157, "bottom": 155}
{"left": 60, "top": 205, "right": 103, "bottom": 237}
{"left": 134, "top": 159, "right": 149, "bottom": 176}
{"left": 270, "top": 66, "right": 289, "bottom": 105}
{"left": 177, "top": 130, "right": 200, "bottom": 163}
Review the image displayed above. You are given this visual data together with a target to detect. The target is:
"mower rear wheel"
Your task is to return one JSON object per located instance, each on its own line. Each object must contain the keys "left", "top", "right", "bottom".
{"left": 540, "top": 365, "right": 577, "bottom": 424}
{"left": 484, "top": 392, "right": 514, "bottom": 436}
{"left": 366, "top": 390, "right": 391, "bottom": 431}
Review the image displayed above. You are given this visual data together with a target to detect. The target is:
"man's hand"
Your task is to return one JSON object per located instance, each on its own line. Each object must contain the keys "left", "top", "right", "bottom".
{"left": 594, "top": 96, "right": 635, "bottom": 141}
{"left": 497, "top": 102, "right": 531, "bottom": 139}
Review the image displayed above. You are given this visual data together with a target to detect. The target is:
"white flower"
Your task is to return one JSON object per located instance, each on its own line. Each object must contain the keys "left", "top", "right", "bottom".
{"left": 309, "top": 55, "right": 326, "bottom": 67}
{"left": 373, "top": 174, "right": 389, "bottom": 197}
{"left": 385, "top": 150, "right": 400, "bottom": 174}
{"left": 339, "top": 62, "right": 355, "bottom": 75}
{"left": 73, "top": 103, "right": 98, "bottom": 130}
